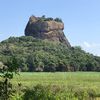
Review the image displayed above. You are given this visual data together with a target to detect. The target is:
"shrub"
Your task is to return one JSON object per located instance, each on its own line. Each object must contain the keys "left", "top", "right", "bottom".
{"left": 54, "top": 18, "right": 63, "bottom": 23}
{"left": 23, "top": 85, "right": 55, "bottom": 100}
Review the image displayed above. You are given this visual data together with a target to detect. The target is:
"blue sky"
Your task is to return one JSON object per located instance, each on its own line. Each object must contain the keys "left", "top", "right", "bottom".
{"left": 0, "top": 0, "right": 100, "bottom": 56}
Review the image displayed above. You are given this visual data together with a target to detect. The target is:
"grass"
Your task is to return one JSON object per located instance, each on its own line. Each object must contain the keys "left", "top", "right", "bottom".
{"left": 12, "top": 72, "right": 100, "bottom": 90}
{"left": 9, "top": 72, "right": 100, "bottom": 99}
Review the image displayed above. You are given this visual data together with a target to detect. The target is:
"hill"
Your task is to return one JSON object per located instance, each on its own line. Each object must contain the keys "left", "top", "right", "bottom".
{"left": 0, "top": 15, "right": 100, "bottom": 72}
{"left": 0, "top": 36, "right": 100, "bottom": 72}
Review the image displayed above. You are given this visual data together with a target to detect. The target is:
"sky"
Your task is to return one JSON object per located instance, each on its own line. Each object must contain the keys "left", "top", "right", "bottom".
{"left": 0, "top": 0, "right": 100, "bottom": 56}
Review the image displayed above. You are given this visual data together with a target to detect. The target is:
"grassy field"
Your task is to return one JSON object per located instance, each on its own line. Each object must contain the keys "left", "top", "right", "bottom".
{"left": 10, "top": 72, "right": 100, "bottom": 99}
{"left": 12, "top": 72, "right": 100, "bottom": 90}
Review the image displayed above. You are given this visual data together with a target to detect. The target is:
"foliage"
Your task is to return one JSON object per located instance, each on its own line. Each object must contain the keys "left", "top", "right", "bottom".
{"left": 54, "top": 18, "right": 63, "bottom": 22}
{"left": 0, "top": 36, "right": 100, "bottom": 72}
{"left": 39, "top": 15, "right": 63, "bottom": 22}
{"left": 0, "top": 56, "right": 20, "bottom": 100}
{"left": 11, "top": 72, "right": 100, "bottom": 99}
{"left": 22, "top": 84, "right": 98, "bottom": 100}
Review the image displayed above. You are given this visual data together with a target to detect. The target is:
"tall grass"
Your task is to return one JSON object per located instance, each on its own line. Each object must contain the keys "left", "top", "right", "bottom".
{"left": 10, "top": 72, "right": 100, "bottom": 99}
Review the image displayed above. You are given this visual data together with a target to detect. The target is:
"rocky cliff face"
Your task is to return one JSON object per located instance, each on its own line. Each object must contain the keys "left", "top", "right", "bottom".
{"left": 25, "top": 16, "right": 71, "bottom": 47}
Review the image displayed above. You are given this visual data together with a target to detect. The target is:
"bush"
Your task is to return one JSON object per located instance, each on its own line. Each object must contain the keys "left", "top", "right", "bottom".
{"left": 54, "top": 18, "right": 63, "bottom": 23}
{"left": 22, "top": 85, "right": 97, "bottom": 100}
{"left": 23, "top": 85, "right": 55, "bottom": 100}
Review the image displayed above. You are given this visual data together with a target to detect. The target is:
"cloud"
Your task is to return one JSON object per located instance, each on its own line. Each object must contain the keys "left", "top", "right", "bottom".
{"left": 83, "top": 42, "right": 91, "bottom": 48}
{"left": 81, "top": 41, "right": 100, "bottom": 56}
{"left": 83, "top": 41, "right": 100, "bottom": 48}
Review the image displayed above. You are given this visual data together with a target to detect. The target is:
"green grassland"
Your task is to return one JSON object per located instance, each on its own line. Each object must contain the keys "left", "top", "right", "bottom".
{"left": 11, "top": 72, "right": 100, "bottom": 99}
{"left": 12, "top": 72, "right": 100, "bottom": 88}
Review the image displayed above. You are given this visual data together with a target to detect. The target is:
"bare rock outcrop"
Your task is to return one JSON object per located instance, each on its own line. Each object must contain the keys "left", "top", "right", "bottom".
{"left": 25, "top": 15, "right": 71, "bottom": 47}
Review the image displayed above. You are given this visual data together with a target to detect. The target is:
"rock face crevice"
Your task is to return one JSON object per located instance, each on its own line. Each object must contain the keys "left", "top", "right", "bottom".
{"left": 25, "top": 15, "right": 71, "bottom": 48}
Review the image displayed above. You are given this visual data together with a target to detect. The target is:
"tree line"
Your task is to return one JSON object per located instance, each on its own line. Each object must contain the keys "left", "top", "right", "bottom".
{"left": 0, "top": 36, "right": 100, "bottom": 72}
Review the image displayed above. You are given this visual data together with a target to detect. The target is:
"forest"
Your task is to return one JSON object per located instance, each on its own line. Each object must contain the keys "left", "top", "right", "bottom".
{"left": 0, "top": 36, "right": 100, "bottom": 72}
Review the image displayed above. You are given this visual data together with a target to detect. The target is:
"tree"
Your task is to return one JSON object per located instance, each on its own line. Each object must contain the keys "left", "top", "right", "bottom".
{"left": 41, "top": 15, "right": 46, "bottom": 18}
{"left": 0, "top": 56, "right": 20, "bottom": 100}
{"left": 54, "top": 18, "right": 63, "bottom": 23}
{"left": 44, "top": 62, "right": 56, "bottom": 72}
{"left": 27, "top": 54, "right": 35, "bottom": 71}
{"left": 0, "top": 36, "right": 100, "bottom": 72}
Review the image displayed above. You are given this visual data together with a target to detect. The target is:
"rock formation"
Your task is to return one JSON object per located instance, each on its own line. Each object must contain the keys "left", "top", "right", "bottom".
{"left": 25, "top": 15, "right": 71, "bottom": 47}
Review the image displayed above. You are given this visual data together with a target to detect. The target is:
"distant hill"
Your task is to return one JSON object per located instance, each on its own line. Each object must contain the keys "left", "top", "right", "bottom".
{"left": 0, "top": 15, "right": 100, "bottom": 72}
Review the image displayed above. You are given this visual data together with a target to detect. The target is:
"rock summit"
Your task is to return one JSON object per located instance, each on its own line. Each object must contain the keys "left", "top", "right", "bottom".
{"left": 25, "top": 15, "right": 71, "bottom": 47}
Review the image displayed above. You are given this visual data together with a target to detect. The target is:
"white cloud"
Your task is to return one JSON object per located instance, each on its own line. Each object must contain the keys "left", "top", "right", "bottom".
{"left": 81, "top": 41, "right": 100, "bottom": 56}
{"left": 83, "top": 41, "right": 100, "bottom": 48}
{"left": 83, "top": 42, "right": 91, "bottom": 48}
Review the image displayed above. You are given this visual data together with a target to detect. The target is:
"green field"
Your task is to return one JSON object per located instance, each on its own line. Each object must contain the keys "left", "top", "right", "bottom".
{"left": 12, "top": 72, "right": 100, "bottom": 89}
{"left": 12, "top": 72, "right": 100, "bottom": 98}
{"left": 12, "top": 72, "right": 100, "bottom": 88}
